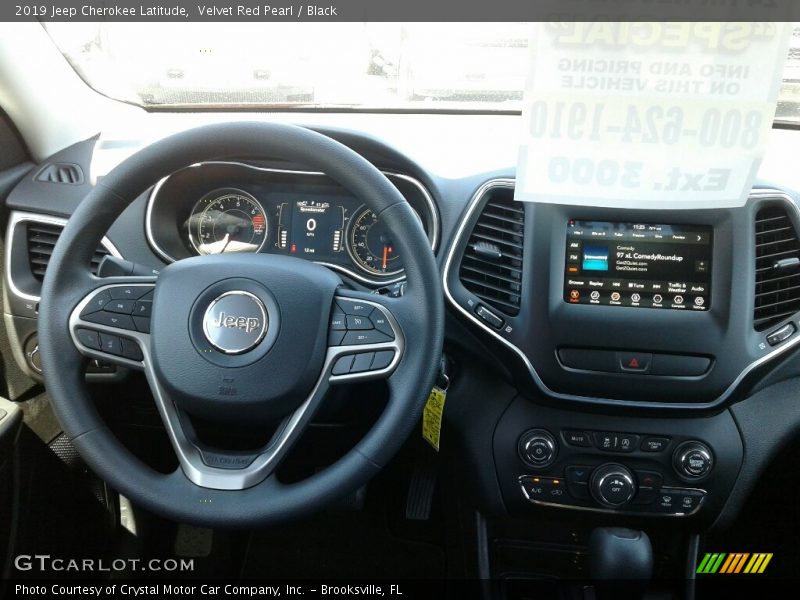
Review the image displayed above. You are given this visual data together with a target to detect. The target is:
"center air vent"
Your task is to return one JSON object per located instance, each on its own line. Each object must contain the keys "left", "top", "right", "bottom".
{"left": 459, "top": 191, "right": 525, "bottom": 316}
{"left": 754, "top": 205, "right": 800, "bottom": 331}
{"left": 27, "top": 222, "right": 110, "bottom": 281}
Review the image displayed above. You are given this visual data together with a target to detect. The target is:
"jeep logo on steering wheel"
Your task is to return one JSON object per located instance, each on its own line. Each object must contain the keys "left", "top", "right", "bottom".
{"left": 202, "top": 291, "right": 268, "bottom": 355}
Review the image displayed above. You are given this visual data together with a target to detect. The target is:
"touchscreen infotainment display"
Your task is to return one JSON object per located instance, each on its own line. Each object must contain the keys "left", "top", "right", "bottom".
{"left": 564, "top": 220, "right": 712, "bottom": 311}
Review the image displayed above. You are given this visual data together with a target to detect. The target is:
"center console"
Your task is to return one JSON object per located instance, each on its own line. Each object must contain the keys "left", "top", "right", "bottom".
{"left": 493, "top": 400, "right": 742, "bottom": 523}
{"left": 443, "top": 179, "right": 800, "bottom": 527}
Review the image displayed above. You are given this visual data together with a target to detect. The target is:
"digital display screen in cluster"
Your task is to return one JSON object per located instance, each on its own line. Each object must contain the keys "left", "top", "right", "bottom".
{"left": 564, "top": 220, "right": 713, "bottom": 311}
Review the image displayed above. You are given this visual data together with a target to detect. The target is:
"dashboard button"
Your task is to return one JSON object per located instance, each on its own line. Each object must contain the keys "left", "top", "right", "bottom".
{"left": 75, "top": 328, "right": 101, "bottom": 350}
{"left": 332, "top": 355, "right": 354, "bottom": 375}
{"left": 566, "top": 465, "right": 592, "bottom": 485}
{"left": 650, "top": 354, "right": 711, "bottom": 376}
{"left": 81, "top": 290, "right": 112, "bottom": 316}
{"left": 342, "top": 330, "right": 393, "bottom": 346}
{"left": 105, "top": 299, "right": 135, "bottom": 314}
{"left": 634, "top": 470, "right": 663, "bottom": 490}
{"left": 617, "top": 352, "right": 652, "bottom": 373}
{"left": 99, "top": 333, "right": 123, "bottom": 356}
{"left": 674, "top": 441, "right": 713, "bottom": 479}
{"left": 594, "top": 432, "right": 618, "bottom": 451}
{"left": 615, "top": 433, "right": 640, "bottom": 453}
{"left": 346, "top": 315, "right": 373, "bottom": 330}
{"left": 557, "top": 348, "right": 616, "bottom": 372}
{"left": 83, "top": 311, "right": 136, "bottom": 331}
{"left": 518, "top": 429, "right": 557, "bottom": 468}
{"left": 767, "top": 322, "right": 796, "bottom": 346}
{"left": 641, "top": 436, "right": 671, "bottom": 452}
{"left": 371, "top": 351, "right": 395, "bottom": 370}
{"left": 350, "top": 352, "right": 375, "bottom": 373}
{"left": 475, "top": 305, "right": 504, "bottom": 329}
{"left": 562, "top": 430, "right": 592, "bottom": 447}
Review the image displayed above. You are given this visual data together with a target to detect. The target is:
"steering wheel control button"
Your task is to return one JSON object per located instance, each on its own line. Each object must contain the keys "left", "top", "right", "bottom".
{"left": 133, "top": 316, "right": 151, "bottom": 334}
{"left": 99, "top": 333, "right": 123, "bottom": 356}
{"left": 617, "top": 352, "right": 652, "bottom": 373}
{"left": 202, "top": 290, "right": 268, "bottom": 355}
{"left": 330, "top": 311, "right": 347, "bottom": 330}
{"left": 121, "top": 339, "right": 144, "bottom": 362}
{"left": 371, "top": 351, "right": 395, "bottom": 370}
{"left": 590, "top": 464, "right": 636, "bottom": 507}
{"left": 83, "top": 311, "right": 136, "bottom": 331}
{"left": 475, "top": 304, "right": 504, "bottom": 329}
{"left": 133, "top": 301, "right": 152, "bottom": 317}
{"left": 562, "top": 430, "right": 593, "bottom": 447}
{"left": 518, "top": 429, "right": 557, "bottom": 469}
{"left": 332, "top": 355, "right": 354, "bottom": 375}
{"left": 106, "top": 299, "right": 135, "bottom": 314}
{"left": 81, "top": 290, "right": 112, "bottom": 316}
{"left": 767, "top": 322, "right": 797, "bottom": 346}
{"left": 328, "top": 330, "right": 346, "bottom": 346}
{"left": 109, "top": 286, "right": 152, "bottom": 300}
{"left": 336, "top": 299, "right": 373, "bottom": 316}
{"left": 641, "top": 436, "right": 671, "bottom": 452}
{"left": 674, "top": 441, "right": 714, "bottom": 479}
{"left": 342, "top": 329, "right": 392, "bottom": 346}
{"left": 75, "top": 328, "right": 102, "bottom": 350}
{"left": 346, "top": 315, "right": 373, "bottom": 330}
{"left": 370, "top": 312, "right": 395, "bottom": 338}
{"left": 350, "top": 352, "right": 375, "bottom": 373}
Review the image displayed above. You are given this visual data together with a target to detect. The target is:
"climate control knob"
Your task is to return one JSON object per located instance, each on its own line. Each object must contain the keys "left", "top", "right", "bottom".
{"left": 518, "top": 429, "right": 557, "bottom": 469}
{"left": 674, "top": 441, "right": 713, "bottom": 479}
{"left": 590, "top": 464, "right": 636, "bottom": 507}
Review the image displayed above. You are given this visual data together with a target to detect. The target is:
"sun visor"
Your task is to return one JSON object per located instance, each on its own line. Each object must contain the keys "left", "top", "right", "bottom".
{"left": 515, "top": 22, "right": 791, "bottom": 208}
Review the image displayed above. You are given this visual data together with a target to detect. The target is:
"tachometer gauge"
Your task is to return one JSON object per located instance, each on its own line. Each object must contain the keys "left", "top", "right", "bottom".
{"left": 188, "top": 189, "right": 268, "bottom": 255}
{"left": 347, "top": 205, "right": 404, "bottom": 276}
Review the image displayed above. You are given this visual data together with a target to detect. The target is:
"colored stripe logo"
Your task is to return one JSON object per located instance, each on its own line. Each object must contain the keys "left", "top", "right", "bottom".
{"left": 697, "top": 553, "right": 773, "bottom": 574}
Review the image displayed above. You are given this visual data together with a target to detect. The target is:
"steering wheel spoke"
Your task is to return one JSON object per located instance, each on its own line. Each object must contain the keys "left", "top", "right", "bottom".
{"left": 327, "top": 292, "right": 404, "bottom": 384}
{"left": 143, "top": 349, "right": 332, "bottom": 490}
{"left": 69, "top": 278, "right": 157, "bottom": 370}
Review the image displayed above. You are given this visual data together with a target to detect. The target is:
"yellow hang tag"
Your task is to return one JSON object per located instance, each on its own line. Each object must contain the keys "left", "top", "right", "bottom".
{"left": 422, "top": 386, "right": 447, "bottom": 452}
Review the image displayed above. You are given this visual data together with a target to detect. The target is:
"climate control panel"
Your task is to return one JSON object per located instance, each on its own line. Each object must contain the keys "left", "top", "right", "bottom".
{"left": 494, "top": 400, "right": 742, "bottom": 522}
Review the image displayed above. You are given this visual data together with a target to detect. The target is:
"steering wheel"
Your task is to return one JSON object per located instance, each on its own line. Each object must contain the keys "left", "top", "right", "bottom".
{"left": 37, "top": 122, "right": 444, "bottom": 527}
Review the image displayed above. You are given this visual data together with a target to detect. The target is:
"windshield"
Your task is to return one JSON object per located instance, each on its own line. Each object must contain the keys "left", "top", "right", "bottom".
{"left": 43, "top": 22, "right": 800, "bottom": 121}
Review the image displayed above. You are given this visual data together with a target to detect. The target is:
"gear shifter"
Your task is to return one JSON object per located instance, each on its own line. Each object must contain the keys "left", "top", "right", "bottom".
{"left": 588, "top": 527, "right": 653, "bottom": 599}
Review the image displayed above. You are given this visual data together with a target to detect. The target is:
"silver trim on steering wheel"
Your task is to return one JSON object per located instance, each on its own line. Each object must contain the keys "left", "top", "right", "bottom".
{"left": 69, "top": 287, "right": 404, "bottom": 490}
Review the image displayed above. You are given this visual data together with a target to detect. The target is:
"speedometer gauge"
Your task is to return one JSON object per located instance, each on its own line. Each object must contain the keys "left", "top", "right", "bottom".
{"left": 188, "top": 189, "right": 268, "bottom": 255}
{"left": 347, "top": 205, "right": 404, "bottom": 276}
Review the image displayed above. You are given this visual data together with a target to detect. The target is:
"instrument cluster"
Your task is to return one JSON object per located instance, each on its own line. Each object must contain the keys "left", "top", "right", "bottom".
{"left": 146, "top": 162, "right": 438, "bottom": 284}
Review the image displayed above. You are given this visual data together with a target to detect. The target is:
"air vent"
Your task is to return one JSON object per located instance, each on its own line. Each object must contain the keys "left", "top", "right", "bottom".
{"left": 459, "top": 192, "right": 525, "bottom": 316}
{"left": 26, "top": 222, "right": 110, "bottom": 281}
{"left": 36, "top": 163, "right": 84, "bottom": 185}
{"left": 754, "top": 205, "right": 800, "bottom": 331}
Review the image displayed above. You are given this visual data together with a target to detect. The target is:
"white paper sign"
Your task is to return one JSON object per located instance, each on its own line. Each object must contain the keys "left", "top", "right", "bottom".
{"left": 515, "top": 22, "right": 791, "bottom": 208}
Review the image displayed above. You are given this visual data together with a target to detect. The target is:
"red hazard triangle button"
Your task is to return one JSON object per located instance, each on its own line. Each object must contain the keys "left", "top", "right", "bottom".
{"left": 617, "top": 352, "right": 652, "bottom": 373}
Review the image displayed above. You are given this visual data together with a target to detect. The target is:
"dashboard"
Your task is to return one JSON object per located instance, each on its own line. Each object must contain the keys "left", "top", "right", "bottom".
{"left": 4, "top": 117, "right": 800, "bottom": 543}
{"left": 145, "top": 161, "right": 438, "bottom": 285}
